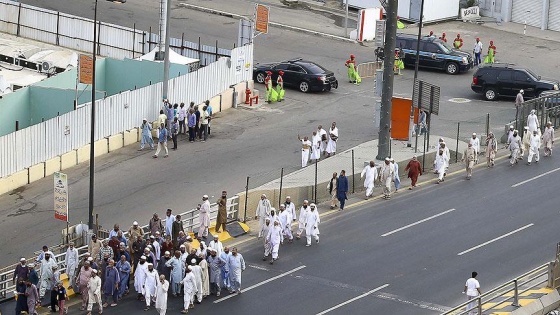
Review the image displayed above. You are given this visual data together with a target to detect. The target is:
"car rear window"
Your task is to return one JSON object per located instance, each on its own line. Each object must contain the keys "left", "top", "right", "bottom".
{"left": 301, "top": 63, "right": 327, "bottom": 74}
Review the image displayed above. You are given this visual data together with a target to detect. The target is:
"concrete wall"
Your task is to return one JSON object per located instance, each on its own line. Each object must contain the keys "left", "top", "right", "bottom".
{"left": 0, "top": 87, "right": 31, "bottom": 135}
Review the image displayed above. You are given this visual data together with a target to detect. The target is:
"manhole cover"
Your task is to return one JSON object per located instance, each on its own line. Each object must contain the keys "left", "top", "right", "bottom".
{"left": 449, "top": 98, "right": 471, "bottom": 103}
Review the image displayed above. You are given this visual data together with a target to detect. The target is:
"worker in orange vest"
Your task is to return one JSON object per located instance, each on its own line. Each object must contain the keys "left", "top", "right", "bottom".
{"left": 276, "top": 70, "right": 285, "bottom": 102}
{"left": 453, "top": 34, "right": 463, "bottom": 49}
{"left": 439, "top": 32, "right": 447, "bottom": 42}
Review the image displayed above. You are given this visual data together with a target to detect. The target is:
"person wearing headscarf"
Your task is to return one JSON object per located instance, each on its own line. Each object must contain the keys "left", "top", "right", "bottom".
{"left": 527, "top": 109, "right": 540, "bottom": 133}
{"left": 404, "top": 156, "right": 422, "bottom": 189}
{"left": 155, "top": 275, "right": 169, "bottom": 315}
{"left": 304, "top": 203, "right": 320, "bottom": 246}
{"left": 266, "top": 220, "right": 283, "bottom": 264}
{"left": 508, "top": 129, "right": 522, "bottom": 166}
{"left": 361, "top": 160, "right": 378, "bottom": 199}
{"left": 527, "top": 129, "right": 541, "bottom": 165}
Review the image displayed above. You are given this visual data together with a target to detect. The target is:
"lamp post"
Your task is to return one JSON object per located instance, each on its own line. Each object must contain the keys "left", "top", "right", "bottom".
{"left": 88, "top": 0, "right": 98, "bottom": 230}
{"left": 161, "top": 0, "right": 171, "bottom": 100}
{"left": 407, "top": 0, "right": 425, "bottom": 150}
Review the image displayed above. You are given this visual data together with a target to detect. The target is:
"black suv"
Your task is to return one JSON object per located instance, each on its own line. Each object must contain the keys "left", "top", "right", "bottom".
{"left": 253, "top": 59, "right": 338, "bottom": 93}
{"left": 471, "top": 64, "right": 559, "bottom": 101}
{"left": 394, "top": 34, "right": 473, "bottom": 75}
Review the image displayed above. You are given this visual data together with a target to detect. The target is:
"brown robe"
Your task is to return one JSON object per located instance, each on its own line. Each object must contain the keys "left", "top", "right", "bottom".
{"left": 216, "top": 197, "right": 227, "bottom": 224}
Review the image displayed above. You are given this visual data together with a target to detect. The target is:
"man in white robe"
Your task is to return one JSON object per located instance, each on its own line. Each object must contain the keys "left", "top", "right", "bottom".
{"left": 298, "top": 135, "right": 312, "bottom": 167}
{"left": 278, "top": 204, "right": 293, "bottom": 242}
{"left": 527, "top": 109, "right": 539, "bottom": 133}
{"left": 391, "top": 158, "right": 401, "bottom": 192}
{"left": 207, "top": 248, "right": 226, "bottom": 297}
{"left": 317, "top": 125, "right": 328, "bottom": 156}
{"left": 304, "top": 203, "right": 320, "bottom": 246}
{"left": 522, "top": 127, "right": 531, "bottom": 159}
{"left": 380, "top": 158, "right": 394, "bottom": 199}
{"left": 508, "top": 130, "right": 522, "bottom": 166}
{"left": 65, "top": 242, "right": 79, "bottom": 289}
{"left": 527, "top": 129, "right": 541, "bottom": 165}
{"left": 326, "top": 122, "right": 339, "bottom": 157}
{"left": 360, "top": 161, "right": 378, "bottom": 199}
{"left": 155, "top": 275, "right": 169, "bottom": 315}
{"left": 180, "top": 266, "right": 197, "bottom": 313}
{"left": 255, "top": 194, "right": 271, "bottom": 238}
{"left": 261, "top": 218, "right": 272, "bottom": 261}
{"left": 143, "top": 263, "right": 159, "bottom": 311}
{"left": 296, "top": 200, "right": 309, "bottom": 239}
{"left": 266, "top": 221, "right": 283, "bottom": 264}
{"left": 198, "top": 255, "right": 210, "bottom": 298}
{"left": 284, "top": 196, "right": 297, "bottom": 224}
{"left": 87, "top": 269, "right": 103, "bottom": 315}
{"left": 39, "top": 253, "right": 57, "bottom": 298}
{"left": 462, "top": 143, "right": 476, "bottom": 179}
{"left": 435, "top": 150, "right": 448, "bottom": 183}
{"left": 543, "top": 122, "right": 555, "bottom": 156}
{"left": 469, "top": 133, "right": 480, "bottom": 164}
{"left": 198, "top": 195, "right": 211, "bottom": 239}
{"left": 190, "top": 259, "right": 203, "bottom": 303}
{"left": 310, "top": 131, "right": 321, "bottom": 161}
{"left": 227, "top": 247, "right": 245, "bottom": 293}
{"left": 208, "top": 235, "right": 224, "bottom": 257}
{"left": 165, "top": 252, "right": 184, "bottom": 296}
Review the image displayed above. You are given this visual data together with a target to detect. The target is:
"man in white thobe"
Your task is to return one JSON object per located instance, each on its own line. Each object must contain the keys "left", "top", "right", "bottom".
{"left": 180, "top": 266, "right": 197, "bottom": 313}
{"left": 134, "top": 256, "right": 148, "bottom": 298}
{"left": 65, "top": 242, "right": 79, "bottom": 289}
{"left": 527, "top": 109, "right": 539, "bottom": 133}
{"left": 317, "top": 125, "right": 328, "bottom": 156}
{"left": 361, "top": 161, "right": 378, "bottom": 199}
{"left": 508, "top": 130, "right": 522, "bottom": 166}
{"left": 326, "top": 122, "right": 339, "bottom": 157}
{"left": 198, "top": 195, "right": 211, "bottom": 239}
{"left": 284, "top": 196, "right": 297, "bottom": 224}
{"left": 208, "top": 235, "right": 224, "bottom": 257}
{"left": 155, "top": 275, "right": 169, "bottom": 315}
{"left": 219, "top": 248, "right": 231, "bottom": 290}
{"left": 310, "top": 131, "right": 321, "bottom": 161}
{"left": 261, "top": 218, "right": 272, "bottom": 260}
{"left": 522, "top": 126, "right": 531, "bottom": 158}
{"left": 164, "top": 209, "right": 175, "bottom": 238}
{"left": 391, "top": 158, "right": 401, "bottom": 192}
{"left": 435, "top": 150, "right": 448, "bottom": 183}
{"left": 543, "top": 122, "right": 555, "bottom": 156}
{"left": 87, "top": 269, "right": 103, "bottom": 315}
{"left": 527, "top": 130, "right": 541, "bottom": 165}
{"left": 227, "top": 247, "right": 245, "bottom": 293}
{"left": 190, "top": 259, "right": 204, "bottom": 303}
{"left": 278, "top": 204, "right": 293, "bottom": 242}
{"left": 39, "top": 253, "right": 57, "bottom": 298}
{"left": 298, "top": 135, "right": 312, "bottom": 167}
{"left": 255, "top": 194, "right": 271, "bottom": 238}
{"left": 469, "top": 133, "right": 480, "bottom": 164}
{"left": 296, "top": 200, "right": 309, "bottom": 239}
{"left": 143, "top": 263, "right": 159, "bottom": 310}
{"left": 266, "top": 221, "right": 283, "bottom": 264}
{"left": 380, "top": 158, "right": 394, "bottom": 199}
{"left": 304, "top": 203, "right": 320, "bottom": 246}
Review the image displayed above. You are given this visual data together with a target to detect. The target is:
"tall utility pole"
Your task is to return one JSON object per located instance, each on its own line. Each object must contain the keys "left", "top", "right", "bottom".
{"left": 88, "top": 0, "right": 99, "bottom": 230}
{"left": 376, "top": 0, "right": 398, "bottom": 160}
{"left": 161, "top": 0, "right": 171, "bottom": 99}
{"left": 407, "top": 0, "right": 425, "bottom": 148}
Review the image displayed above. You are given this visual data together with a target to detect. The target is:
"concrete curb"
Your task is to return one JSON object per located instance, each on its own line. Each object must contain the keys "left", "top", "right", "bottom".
{"left": 178, "top": 3, "right": 357, "bottom": 43}
{"left": 510, "top": 288, "right": 560, "bottom": 315}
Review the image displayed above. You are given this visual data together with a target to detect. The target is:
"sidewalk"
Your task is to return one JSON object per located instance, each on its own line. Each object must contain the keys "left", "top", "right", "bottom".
{"left": 238, "top": 134, "right": 469, "bottom": 219}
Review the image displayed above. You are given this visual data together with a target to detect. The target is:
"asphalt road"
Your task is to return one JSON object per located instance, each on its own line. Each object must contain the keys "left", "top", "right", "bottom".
{"left": 2, "top": 2, "right": 560, "bottom": 312}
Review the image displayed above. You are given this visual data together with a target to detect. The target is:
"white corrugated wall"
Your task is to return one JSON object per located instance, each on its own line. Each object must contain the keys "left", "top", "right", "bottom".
{"left": 511, "top": 0, "right": 542, "bottom": 28}
{"left": 548, "top": 0, "right": 560, "bottom": 31}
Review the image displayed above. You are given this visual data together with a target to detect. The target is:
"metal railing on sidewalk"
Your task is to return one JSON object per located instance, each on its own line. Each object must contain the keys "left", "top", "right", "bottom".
{"left": 0, "top": 195, "right": 239, "bottom": 302}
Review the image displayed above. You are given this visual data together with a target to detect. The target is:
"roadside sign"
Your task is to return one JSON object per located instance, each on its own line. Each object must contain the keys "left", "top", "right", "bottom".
{"left": 413, "top": 80, "right": 440, "bottom": 115}
{"left": 255, "top": 4, "right": 270, "bottom": 34}
{"left": 79, "top": 54, "right": 93, "bottom": 84}
{"left": 54, "top": 172, "right": 69, "bottom": 222}
{"left": 374, "top": 20, "right": 386, "bottom": 47}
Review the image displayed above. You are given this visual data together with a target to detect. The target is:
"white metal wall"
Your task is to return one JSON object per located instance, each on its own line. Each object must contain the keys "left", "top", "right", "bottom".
{"left": 0, "top": 44, "right": 253, "bottom": 178}
{"left": 511, "top": 0, "right": 542, "bottom": 28}
{"left": 548, "top": 0, "right": 560, "bottom": 31}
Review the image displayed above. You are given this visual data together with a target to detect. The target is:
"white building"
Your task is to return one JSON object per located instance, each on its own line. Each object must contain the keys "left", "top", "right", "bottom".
{"left": 479, "top": 0, "right": 560, "bottom": 32}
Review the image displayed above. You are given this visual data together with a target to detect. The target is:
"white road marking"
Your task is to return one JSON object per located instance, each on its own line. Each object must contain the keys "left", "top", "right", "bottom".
{"left": 381, "top": 209, "right": 456, "bottom": 237}
{"left": 213, "top": 265, "right": 306, "bottom": 303}
{"left": 315, "top": 284, "right": 390, "bottom": 315}
{"left": 457, "top": 223, "right": 534, "bottom": 256}
{"left": 512, "top": 167, "right": 560, "bottom": 187}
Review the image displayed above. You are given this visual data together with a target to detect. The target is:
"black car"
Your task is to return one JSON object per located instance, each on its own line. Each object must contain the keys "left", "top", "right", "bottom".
{"left": 393, "top": 33, "right": 473, "bottom": 75}
{"left": 253, "top": 59, "right": 338, "bottom": 93}
{"left": 471, "top": 64, "right": 559, "bottom": 101}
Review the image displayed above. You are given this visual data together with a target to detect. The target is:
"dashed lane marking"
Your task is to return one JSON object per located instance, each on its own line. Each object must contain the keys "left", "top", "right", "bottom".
{"left": 457, "top": 223, "right": 534, "bottom": 256}
{"left": 315, "top": 284, "right": 390, "bottom": 315}
{"left": 511, "top": 167, "right": 560, "bottom": 187}
{"left": 381, "top": 208, "right": 456, "bottom": 237}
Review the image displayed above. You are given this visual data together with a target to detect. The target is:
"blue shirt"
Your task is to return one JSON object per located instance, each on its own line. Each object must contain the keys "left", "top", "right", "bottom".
{"left": 207, "top": 105, "right": 213, "bottom": 116}
{"left": 336, "top": 175, "right": 348, "bottom": 199}
{"left": 166, "top": 107, "right": 174, "bottom": 120}
{"left": 187, "top": 113, "right": 196, "bottom": 128}
{"left": 158, "top": 128, "right": 168, "bottom": 143}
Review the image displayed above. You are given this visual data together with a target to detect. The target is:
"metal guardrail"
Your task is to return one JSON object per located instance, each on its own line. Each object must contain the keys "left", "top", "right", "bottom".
{"left": 441, "top": 263, "right": 549, "bottom": 315}
{"left": 0, "top": 195, "right": 239, "bottom": 302}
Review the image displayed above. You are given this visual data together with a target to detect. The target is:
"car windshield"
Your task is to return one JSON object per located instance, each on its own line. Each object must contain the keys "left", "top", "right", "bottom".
{"left": 437, "top": 40, "right": 453, "bottom": 53}
{"left": 526, "top": 69, "right": 540, "bottom": 80}
{"left": 302, "top": 63, "right": 327, "bottom": 74}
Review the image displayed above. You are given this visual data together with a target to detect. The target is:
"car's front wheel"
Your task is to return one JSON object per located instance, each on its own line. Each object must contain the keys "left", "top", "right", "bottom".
{"left": 299, "top": 81, "right": 310, "bottom": 93}
{"left": 255, "top": 72, "right": 266, "bottom": 84}
{"left": 445, "top": 62, "right": 459, "bottom": 75}
{"left": 484, "top": 88, "right": 497, "bottom": 101}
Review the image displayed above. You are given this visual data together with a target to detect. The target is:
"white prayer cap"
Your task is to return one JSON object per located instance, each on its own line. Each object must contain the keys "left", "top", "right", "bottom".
{"left": 385, "top": 157, "right": 390, "bottom": 161}
{"left": 145, "top": 247, "right": 151, "bottom": 252}
{"left": 140, "top": 255, "right": 147, "bottom": 260}
{"left": 203, "top": 194, "right": 209, "bottom": 198}
{"left": 149, "top": 235, "right": 155, "bottom": 239}
{"left": 91, "top": 269, "right": 98, "bottom": 273}
{"left": 180, "top": 244, "right": 185, "bottom": 248}
{"left": 20, "top": 258, "right": 26, "bottom": 262}
{"left": 191, "top": 258, "right": 197, "bottom": 264}
{"left": 28, "top": 263, "right": 35, "bottom": 268}
{"left": 524, "top": 126, "right": 529, "bottom": 130}
{"left": 200, "top": 241, "right": 206, "bottom": 246}
{"left": 265, "top": 217, "right": 270, "bottom": 221}
{"left": 119, "top": 242, "right": 125, "bottom": 246}
{"left": 147, "top": 263, "right": 153, "bottom": 266}
{"left": 390, "top": 157, "right": 395, "bottom": 162}
{"left": 261, "top": 194, "right": 266, "bottom": 198}
{"left": 187, "top": 265, "right": 192, "bottom": 270}
{"left": 310, "top": 203, "right": 316, "bottom": 207}
{"left": 87, "top": 257, "right": 94, "bottom": 262}
{"left": 531, "top": 109, "right": 536, "bottom": 114}
{"left": 52, "top": 265, "right": 58, "bottom": 269}
{"left": 509, "top": 125, "right": 514, "bottom": 129}
{"left": 209, "top": 247, "right": 217, "bottom": 252}
{"left": 472, "top": 132, "right": 476, "bottom": 136}
{"left": 286, "top": 196, "right": 291, "bottom": 199}
{"left": 213, "top": 235, "right": 219, "bottom": 239}
{"left": 133, "top": 221, "right": 138, "bottom": 225}
{"left": 164, "top": 251, "right": 170, "bottom": 255}
{"left": 143, "top": 118, "right": 147, "bottom": 121}
{"left": 186, "top": 236, "right": 192, "bottom": 240}
{"left": 85, "top": 252, "right": 91, "bottom": 256}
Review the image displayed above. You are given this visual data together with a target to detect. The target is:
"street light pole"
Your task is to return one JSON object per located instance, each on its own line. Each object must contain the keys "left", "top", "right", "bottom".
{"left": 162, "top": 0, "right": 171, "bottom": 99}
{"left": 407, "top": 0, "right": 426, "bottom": 148}
{"left": 88, "top": 0, "right": 98, "bottom": 230}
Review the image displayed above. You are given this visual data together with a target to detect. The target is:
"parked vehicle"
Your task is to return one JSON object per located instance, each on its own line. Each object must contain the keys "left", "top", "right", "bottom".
{"left": 471, "top": 64, "right": 559, "bottom": 101}
{"left": 253, "top": 58, "right": 338, "bottom": 93}
{"left": 389, "top": 33, "right": 473, "bottom": 75}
